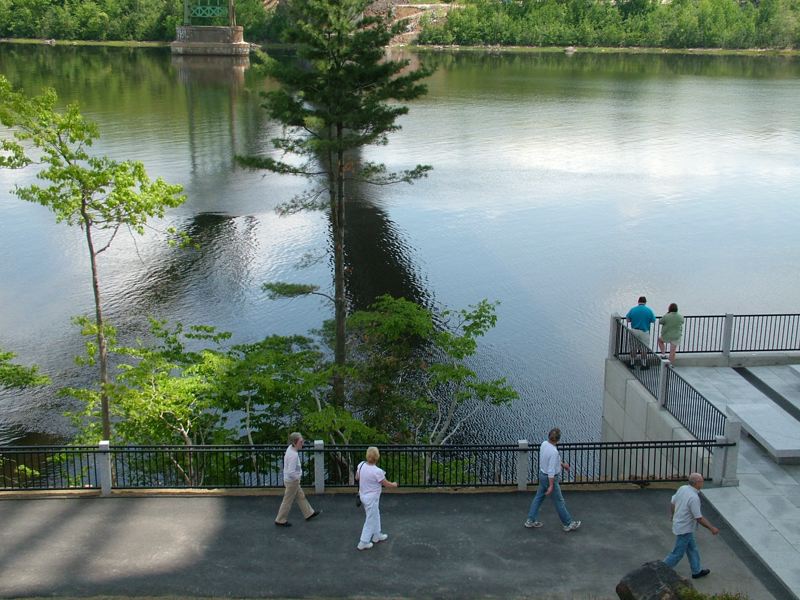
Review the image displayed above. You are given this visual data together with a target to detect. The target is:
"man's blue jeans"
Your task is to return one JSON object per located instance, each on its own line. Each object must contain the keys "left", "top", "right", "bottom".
{"left": 664, "top": 532, "right": 702, "bottom": 574}
{"left": 527, "top": 471, "right": 572, "bottom": 526}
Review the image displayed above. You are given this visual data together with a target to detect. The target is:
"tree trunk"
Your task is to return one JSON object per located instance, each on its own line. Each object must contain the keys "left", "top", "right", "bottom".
{"left": 81, "top": 207, "right": 111, "bottom": 440}
{"left": 332, "top": 124, "right": 347, "bottom": 405}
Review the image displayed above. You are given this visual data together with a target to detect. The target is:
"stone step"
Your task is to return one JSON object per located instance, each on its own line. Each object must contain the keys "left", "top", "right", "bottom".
{"left": 702, "top": 486, "right": 800, "bottom": 599}
{"left": 727, "top": 403, "right": 800, "bottom": 464}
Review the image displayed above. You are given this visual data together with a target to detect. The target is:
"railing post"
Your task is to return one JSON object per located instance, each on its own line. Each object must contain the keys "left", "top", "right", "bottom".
{"left": 313, "top": 439, "right": 325, "bottom": 494}
{"left": 711, "top": 420, "right": 740, "bottom": 487}
{"left": 721, "top": 313, "right": 734, "bottom": 357}
{"left": 657, "top": 361, "right": 670, "bottom": 408}
{"left": 608, "top": 313, "right": 621, "bottom": 358}
{"left": 517, "top": 440, "right": 529, "bottom": 491}
{"left": 98, "top": 440, "right": 112, "bottom": 497}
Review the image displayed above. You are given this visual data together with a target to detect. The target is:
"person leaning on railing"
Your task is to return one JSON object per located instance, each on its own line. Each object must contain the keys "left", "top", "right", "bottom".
{"left": 658, "top": 303, "right": 684, "bottom": 363}
{"left": 626, "top": 295, "right": 657, "bottom": 370}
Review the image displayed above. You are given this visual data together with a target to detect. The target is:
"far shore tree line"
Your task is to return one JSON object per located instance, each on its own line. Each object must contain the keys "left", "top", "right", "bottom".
{"left": 0, "top": 0, "right": 798, "bottom": 49}
{"left": 0, "top": 0, "right": 517, "bottom": 450}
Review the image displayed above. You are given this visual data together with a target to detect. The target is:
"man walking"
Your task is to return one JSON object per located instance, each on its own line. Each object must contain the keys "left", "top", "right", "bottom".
{"left": 525, "top": 427, "right": 581, "bottom": 532}
{"left": 626, "top": 295, "right": 656, "bottom": 369}
{"left": 274, "top": 432, "right": 321, "bottom": 527}
{"left": 663, "top": 473, "right": 719, "bottom": 579}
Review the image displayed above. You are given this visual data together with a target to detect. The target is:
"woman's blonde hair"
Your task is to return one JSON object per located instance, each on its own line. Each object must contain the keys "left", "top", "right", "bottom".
{"left": 366, "top": 446, "right": 380, "bottom": 464}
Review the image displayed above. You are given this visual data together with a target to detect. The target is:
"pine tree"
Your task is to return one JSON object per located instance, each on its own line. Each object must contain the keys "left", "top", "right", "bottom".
{"left": 238, "top": 0, "right": 432, "bottom": 405}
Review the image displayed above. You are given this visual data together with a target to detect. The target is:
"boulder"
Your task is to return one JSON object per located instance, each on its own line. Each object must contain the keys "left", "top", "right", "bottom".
{"left": 616, "top": 560, "right": 694, "bottom": 600}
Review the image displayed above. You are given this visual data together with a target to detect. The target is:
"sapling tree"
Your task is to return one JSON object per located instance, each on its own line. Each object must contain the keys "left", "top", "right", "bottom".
{"left": 0, "top": 76, "right": 186, "bottom": 439}
{"left": 238, "top": 0, "right": 432, "bottom": 404}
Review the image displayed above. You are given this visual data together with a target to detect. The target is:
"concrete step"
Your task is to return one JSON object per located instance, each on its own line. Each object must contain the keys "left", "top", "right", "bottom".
{"left": 702, "top": 486, "right": 800, "bottom": 599}
{"left": 727, "top": 403, "right": 800, "bottom": 464}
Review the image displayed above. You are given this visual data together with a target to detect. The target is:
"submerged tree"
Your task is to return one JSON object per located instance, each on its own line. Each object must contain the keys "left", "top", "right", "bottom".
{"left": 238, "top": 0, "right": 432, "bottom": 404}
{"left": 0, "top": 76, "right": 186, "bottom": 440}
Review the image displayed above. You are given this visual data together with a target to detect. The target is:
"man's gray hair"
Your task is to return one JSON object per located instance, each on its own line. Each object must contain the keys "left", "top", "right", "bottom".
{"left": 288, "top": 432, "right": 303, "bottom": 445}
{"left": 688, "top": 472, "right": 703, "bottom": 485}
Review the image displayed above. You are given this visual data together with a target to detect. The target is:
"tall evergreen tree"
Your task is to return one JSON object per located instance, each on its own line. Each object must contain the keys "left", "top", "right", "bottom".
{"left": 238, "top": 0, "right": 432, "bottom": 405}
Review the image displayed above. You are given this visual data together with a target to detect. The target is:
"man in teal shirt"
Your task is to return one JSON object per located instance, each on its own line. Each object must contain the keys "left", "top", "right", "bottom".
{"left": 626, "top": 296, "right": 656, "bottom": 369}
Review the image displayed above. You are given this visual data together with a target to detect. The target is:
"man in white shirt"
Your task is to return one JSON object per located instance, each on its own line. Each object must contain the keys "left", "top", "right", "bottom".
{"left": 274, "top": 432, "right": 321, "bottom": 527}
{"left": 663, "top": 473, "right": 718, "bottom": 579}
{"left": 525, "top": 428, "right": 581, "bottom": 532}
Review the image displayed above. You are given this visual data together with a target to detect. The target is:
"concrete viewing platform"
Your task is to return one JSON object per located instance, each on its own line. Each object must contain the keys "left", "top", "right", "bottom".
{"left": 0, "top": 489, "right": 792, "bottom": 599}
{"left": 674, "top": 363, "right": 800, "bottom": 599}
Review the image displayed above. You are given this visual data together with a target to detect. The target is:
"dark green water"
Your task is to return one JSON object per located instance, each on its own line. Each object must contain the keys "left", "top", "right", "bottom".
{"left": 1, "top": 45, "right": 799, "bottom": 444}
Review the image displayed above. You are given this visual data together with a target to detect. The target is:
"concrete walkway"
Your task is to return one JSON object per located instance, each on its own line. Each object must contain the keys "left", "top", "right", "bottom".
{"left": 0, "top": 489, "right": 790, "bottom": 599}
{"left": 677, "top": 365, "right": 800, "bottom": 600}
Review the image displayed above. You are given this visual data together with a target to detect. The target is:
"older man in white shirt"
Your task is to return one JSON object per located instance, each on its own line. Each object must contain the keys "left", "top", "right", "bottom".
{"left": 663, "top": 472, "right": 718, "bottom": 579}
{"left": 274, "top": 432, "right": 321, "bottom": 527}
{"left": 525, "top": 427, "right": 581, "bottom": 532}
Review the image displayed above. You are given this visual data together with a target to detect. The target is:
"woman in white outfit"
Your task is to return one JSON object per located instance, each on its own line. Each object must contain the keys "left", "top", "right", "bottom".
{"left": 356, "top": 446, "right": 398, "bottom": 550}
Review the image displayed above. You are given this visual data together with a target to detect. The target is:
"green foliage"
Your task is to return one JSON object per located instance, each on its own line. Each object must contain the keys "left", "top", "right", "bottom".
{"left": 222, "top": 334, "right": 330, "bottom": 444}
{"left": 0, "top": 78, "right": 185, "bottom": 232}
{"left": 0, "top": 0, "right": 184, "bottom": 41}
{"left": 348, "top": 296, "right": 518, "bottom": 444}
{"left": 0, "top": 454, "right": 39, "bottom": 487}
{"left": 239, "top": 0, "right": 432, "bottom": 186}
{"left": 0, "top": 350, "right": 50, "bottom": 389}
{"left": 65, "top": 319, "right": 235, "bottom": 445}
{"left": 418, "top": 0, "right": 800, "bottom": 49}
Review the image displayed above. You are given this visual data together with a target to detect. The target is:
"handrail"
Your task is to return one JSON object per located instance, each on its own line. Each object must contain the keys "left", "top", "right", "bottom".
{"left": 2, "top": 439, "right": 728, "bottom": 491}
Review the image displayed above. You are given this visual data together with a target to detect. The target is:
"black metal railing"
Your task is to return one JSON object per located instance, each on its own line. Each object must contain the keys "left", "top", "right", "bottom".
{"left": 0, "top": 446, "right": 99, "bottom": 490}
{"left": 613, "top": 319, "right": 660, "bottom": 396}
{"left": 731, "top": 314, "right": 800, "bottom": 352}
{"left": 663, "top": 370, "right": 727, "bottom": 440}
{"left": 555, "top": 440, "right": 719, "bottom": 484}
{"left": 612, "top": 317, "right": 727, "bottom": 441}
{"left": 1, "top": 440, "right": 729, "bottom": 491}
{"left": 321, "top": 444, "right": 519, "bottom": 488}
{"left": 616, "top": 313, "right": 800, "bottom": 356}
{"left": 677, "top": 315, "right": 727, "bottom": 353}
{"left": 612, "top": 313, "right": 800, "bottom": 442}
{"left": 109, "top": 445, "right": 289, "bottom": 489}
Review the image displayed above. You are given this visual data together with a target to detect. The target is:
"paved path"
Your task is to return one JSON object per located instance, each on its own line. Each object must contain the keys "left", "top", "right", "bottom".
{"left": 677, "top": 365, "right": 800, "bottom": 599}
{"left": 0, "top": 489, "right": 789, "bottom": 599}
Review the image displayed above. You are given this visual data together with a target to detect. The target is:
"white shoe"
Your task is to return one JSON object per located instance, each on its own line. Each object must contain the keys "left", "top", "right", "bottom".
{"left": 563, "top": 520, "right": 581, "bottom": 532}
{"left": 372, "top": 533, "right": 388, "bottom": 543}
{"left": 357, "top": 541, "right": 374, "bottom": 551}
{"left": 524, "top": 520, "right": 543, "bottom": 528}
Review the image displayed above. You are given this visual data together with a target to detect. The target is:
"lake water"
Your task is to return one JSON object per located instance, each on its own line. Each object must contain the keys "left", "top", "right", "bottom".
{"left": 1, "top": 46, "right": 799, "bottom": 446}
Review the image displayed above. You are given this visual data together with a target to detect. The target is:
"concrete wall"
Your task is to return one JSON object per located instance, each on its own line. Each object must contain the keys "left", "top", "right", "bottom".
{"left": 176, "top": 26, "right": 244, "bottom": 43}
{"left": 171, "top": 26, "right": 250, "bottom": 56}
{"left": 602, "top": 359, "right": 711, "bottom": 479}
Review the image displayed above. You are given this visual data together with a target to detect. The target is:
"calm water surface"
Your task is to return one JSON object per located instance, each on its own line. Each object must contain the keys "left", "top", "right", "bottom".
{"left": 1, "top": 46, "right": 799, "bottom": 445}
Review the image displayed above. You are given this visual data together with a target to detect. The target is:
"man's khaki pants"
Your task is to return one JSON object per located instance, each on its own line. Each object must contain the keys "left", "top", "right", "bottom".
{"left": 275, "top": 479, "right": 314, "bottom": 523}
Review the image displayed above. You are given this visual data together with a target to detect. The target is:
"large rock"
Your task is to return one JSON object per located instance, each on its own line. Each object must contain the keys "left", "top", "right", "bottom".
{"left": 616, "top": 561, "right": 694, "bottom": 600}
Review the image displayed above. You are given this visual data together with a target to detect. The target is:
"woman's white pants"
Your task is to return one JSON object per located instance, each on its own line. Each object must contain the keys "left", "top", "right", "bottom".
{"left": 359, "top": 495, "right": 382, "bottom": 544}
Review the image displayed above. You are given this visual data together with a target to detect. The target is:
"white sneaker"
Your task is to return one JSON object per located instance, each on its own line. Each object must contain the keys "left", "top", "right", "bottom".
{"left": 524, "top": 520, "right": 543, "bottom": 528}
{"left": 563, "top": 520, "right": 581, "bottom": 532}
{"left": 372, "top": 533, "right": 389, "bottom": 543}
{"left": 357, "top": 541, "right": 374, "bottom": 551}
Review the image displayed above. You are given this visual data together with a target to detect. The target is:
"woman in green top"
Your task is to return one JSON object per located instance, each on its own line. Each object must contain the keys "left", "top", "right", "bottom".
{"left": 658, "top": 303, "right": 684, "bottom": 363}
